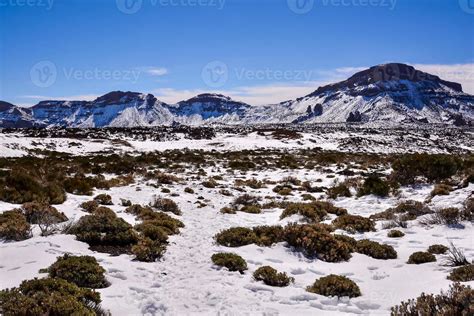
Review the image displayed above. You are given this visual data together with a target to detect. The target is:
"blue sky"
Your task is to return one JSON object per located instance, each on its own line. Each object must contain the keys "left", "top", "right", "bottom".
{"left": 1, "top": 0, "right": 473, "bottom": 106}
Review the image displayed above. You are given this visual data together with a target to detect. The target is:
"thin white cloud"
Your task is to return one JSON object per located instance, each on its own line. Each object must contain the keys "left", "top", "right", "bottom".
{"left": 144, "top": 67, "right": 168, "bottom": 76}
{"left": 411, "top": 63, "right": 474, "bottom": 94}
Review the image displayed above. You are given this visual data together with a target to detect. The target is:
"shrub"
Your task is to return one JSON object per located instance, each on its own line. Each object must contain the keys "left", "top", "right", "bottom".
{"left": 47, "top": 254, "right": 108, "bottom": 288}
{"left": 425, "top": 208, "right": 461, "bottom": 226}
{"left": 307, "top": 274, "right": 361, "bottom": 298}
{"left": 134, "top": 222, "right": 168, "bottom": 243}
{"left": 283, "top": 223, "right": 352, "bottom": 262}
{"left": 184, "top": 187, "right": 194, "bottom": 194}
{"left": 215, "top": 227, "right": 257, "bottom": 247}
{"left": 0, "top": 278, "right": 106, "bottom": 315}
{"left": 253, "top": 266, "right": 294, "bottom": 287}
{"left": 21, "top": 202, "right": 68, "bottom": 236}
{"left": 280, "top": 202, "right": 328, "bottom": 223}
{"left": 445, "top": 244, "right": 469, "bottom": 267}
{"left": 391, "top": 154, "right": 460, "bottom": 185}
{"left": 69, "top": 210, "right": 138, "bottom": 252}
{"left": 0, "top": 210, "right": 31, "bottom": 241}
{"left": 379, "top": 200, "right": 433, "bottom": 220}
{"left": 427, "top": 244, "right": 449, "bottom": 255}
{"left": 220, "top": 206, "right": 236, "bottom": 214}
{"left": 357, "top": 174, "right": 390, "bottom": 197}
{"left": 137, "top": 211, "right": 184, "bottom": 235}
{"left": 387, "top": 230, "right": 405, "bottom": 238}
{"left": 63, "top": 175, "right": 93, "bottom": 196}
{"left": 462, "top": 197, "right": 473, "bottom": 221}
{"left": 332, "top": 215, "right": 376, "bottom": 233}
{"left": 150, "top": 197, "right": 181, "bottom": 215}
{"left": 430, "top": 184, "right": 452, "bottom": 197}
{"left": 240, "top": 205, "right": 262, "bottom": 214}
{"left": 333, "top": 234, "right": 357, "bottom": 251}
{"left": 391, "top": 283, "right": 473, "bottom": 316}
{"left": 356, "top": 239, "right": 397, "bottom": 260}
{"left": 252, "top": 225, "right": 284, "bottom": 246}
{"left": 235, "top": 178, "right": 265, "bottom": 189}
{"left": 120, "top": 198, "right": 132, "bottom": 207}
{"left": 131, "top": 237, "right": 166, "bottom": 262}
{"left": 327, "top": 183, "right": 352, "bottom": 199}
{"left": 80, "top": 200, "right": 99, "bottom": 213}
{"left": 202, "top": 178, "right": 218, "bottom": 188}
{"left": 211, "top": 253, "right": 248, "bottom": 273}
{"left": 448, "top": 265, "right": 474, "bottom": 282}
{"left": 147, "top": 171, "right": 179, "bottom": 184}
{"left": 407, "top": 251, "right": 436, "bottom": 264}
{"left": 93, "top": 194, "right": 113, "bottom": 205}
{"left": 231, "top": 194, "right": 261, "bottom": 214}
{"left": 273, "top": 185, "right": 293, "bottom": 196}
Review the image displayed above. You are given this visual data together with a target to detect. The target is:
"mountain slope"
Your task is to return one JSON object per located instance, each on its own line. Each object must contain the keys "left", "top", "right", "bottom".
{"left": 1, "top": 63, "right": 473, "bottom": 127}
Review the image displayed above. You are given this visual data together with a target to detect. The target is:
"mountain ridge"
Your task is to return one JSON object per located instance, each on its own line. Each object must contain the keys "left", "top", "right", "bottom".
{"left": 2, "top": 63, "right": 473, "bottom": 128}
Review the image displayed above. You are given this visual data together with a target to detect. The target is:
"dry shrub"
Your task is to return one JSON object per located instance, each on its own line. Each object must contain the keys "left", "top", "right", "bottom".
{"left": 332, "top": 214, "right": 376, "bottom": 233}
{"left": 407, "top": 252, "right": 436, "bottom": 264}
{"left": 253, "top": 266, "right": 294, "bottom": 287}
{"left": 150, "top": 196, "right": 181, "bottom": 215}
{"left": 0, "top": 210, "right": 31, "bottom": 241}
{"left": 307, "top": 274, "right": 361, "bottom": 298}
{"left": 356, "top": 239, "right": 397, "bottom": 260}
{"left": 211, "top": 253, "right": 247, "bottom": 273}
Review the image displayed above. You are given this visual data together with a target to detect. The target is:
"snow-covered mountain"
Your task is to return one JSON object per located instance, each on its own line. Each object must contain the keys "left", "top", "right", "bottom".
{"left": 1, "top": 63, "right": 473, "bottom": 128}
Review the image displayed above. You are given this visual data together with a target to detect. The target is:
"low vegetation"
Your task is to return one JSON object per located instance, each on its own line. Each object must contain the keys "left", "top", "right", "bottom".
{"left": 407, "top": 251, "right": 436, "bottom": 264}
{"left": 211, "top": 253, "right": 248, "bottom": 273}
{"left": 356, "top": 239, "right": 397, "bottom": 260}
{"left": 307, "top": 274, "right": 361, "bottom": 298}
{"left": 332, "top": 214, "right": 376, "bottom": 233}
{"left": 253, "top": 266, "right": 294, "bottom": 287}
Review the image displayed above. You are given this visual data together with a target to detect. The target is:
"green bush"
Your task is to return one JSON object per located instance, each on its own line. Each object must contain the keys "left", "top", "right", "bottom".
{"left": 184, "top": 187, "right": 194, "bottom": 194}
{"left": 0, "top": 210, "right": 31, "bottom": 241}
{"left": 427, "top": 244, "right": 449, "bottom": 255}
{"left": 0, "top": 278, "right": 106, "bottom": 315}
{"left": 280, "top": 202, "right": 328, "bottom": 223}
{"left": 391, "top": 154, "right": 461, "bottom": 185}
{"left": 253, "top": 266, "right": 294, "bottom": 287}
{"left": 211, "top": 253, "right": 248, "bottom": 273}
{"left": 407, "top": 251, "right": 436, "bottom": 264}
{"left": 307, "top": 274, "right": 361, "bottom": 298}
{"left": 333, "top": 234, "right": 357, "bottom": 252}
{"left": 69, "top": 210, "right": 138, "bottom": 252}
{"left": 283, "top": 223, "right": 352, "bottom": 262}
{"left": 356, "top": 239, "right": 397, "bottom": 260}
{"left": 134, "top": 222, "right": 169, "bottom": 243}
{"left": 357, "top": 174, "right": 390, "bottom": 197}
{"left": 387, "top": 230, "right": 405, "bottom": 238}
{"left": 447, "top": 265, "right": 474, "bottom": 282}
{"left": 273, "top": 185, "right": 293, "bottom": 196}
{"left": 252, "top": 225, "right": 284, "bottom": 246}
{"left": 131, "top": 237, "right": 166, "bottom": 262}
{"left": 21, "top": 202, "right": 68, "bottom": 224}
{"left": 63, "top": 175, "right": 93, "bottom": 196}
{"left": 327, "top": 183, "right": 352, "bottom": 199}
{"left": 47, "top": 254, "right": 108, "bottom": 288}
{"left": 391, "top": 283, "right": 473, "bottom": 316}
{"left": 0, "top": 170, "right": 66, "bottom": 204}
{"left": 151, "top": 197, "right": 181, "bottom": 215}
{"left": 215, "top": 227, "right": 257, "bottom": 247}
{"left": 137, "top": 212, "right": 184, "bottom": 235}
{"left": 80, "top": 200, "right": 99, "bottom": 213}
{"left": 332, "top": 214, "right": 376, "bottom": 233}
{"left": 93, "top": 194, "right": 113, "bottom": 205}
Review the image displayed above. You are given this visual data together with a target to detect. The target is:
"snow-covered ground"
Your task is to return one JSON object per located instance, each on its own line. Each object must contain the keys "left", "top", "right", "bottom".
{"left": 1, "top": 160, "right": 472, "bottom": 315}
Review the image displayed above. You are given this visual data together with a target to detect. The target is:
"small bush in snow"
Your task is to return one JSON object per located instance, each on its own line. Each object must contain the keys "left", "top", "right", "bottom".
{"left": 21, "top": 202, "right": 68, "bottom": 236}
{"left": 132, "top": 237, "right": 166, "bottom": 262}
{"left": 283, "top": 223, "right": 352, "bottom": 262}
{"left": 356, "top": 239, "right": 397, "bottom": 260}
{"left": 93, "top": 194, "right": 113, "bottom": 205}
{"left": 407, "top": 251, "right": 436, "bottom": 264}
{"left": 424, "top": 208, "right": 461, "bottom": 226}
{"left": 253, "top": 225, "right": 285, "bottom": 247}
{"left": 430, "top": 184, "right": 452, "bottom": 197}
{"left": 280, "top": 202, "right": 328, "bottom": 223}
{"left": 333, "top": 234, "right": 358, "bottom": 252}
{"left": 427, "top": 244, "right": 449, "bottom": 255}
{"left": 120, "top": 198, "right": 132, "bottom": 207}
{"left": 150, "top": 197, "right": 181, "bottom": 216}
{"left": 445, "top": 244, "right": 469, "bottom": 267}
{"left": 0, "top": 210, "right": 31, "bottom": 241}
{"left": 332, "top": 214, "right": 376, "bottom": 234}
{"left": 47, "top": 254, "right": 109, "bottom": 288}
{"left": 80, "top": 200, "right": 99, "bottom": 213}
{"left": 134, "top": 222, "right": 169, "bottom": 243}
{"left": 357, "top": 174, "right": 390, "bottom": 197}
{"left": 387, "top": 230, "right": 405, "bottom": 238}
{"left": 211, "top": 253, "right": 248, "bottom": 273}
{"left": 327, "top": 183, "right": 352, "bottom": 199}
{"left": 230, "top": 194, "right": 262, "bottom": 214}
{"left": 391, "top": 283, "right": 473, "bottom": 316}
{"left": 0, "top": 278, "right": 107, "bottom": 316}
{"left": 253, "top": 266, "right": 294, "bottom": 287}
{"left": 201, "top": 178, "right": 218, "bottom": 188}
{"left": 184, "top": 187, "right": 194, "bottom": 194}
{"left": 307, "top": 274, "right": 361, "bottom": 298}
{"left": 448, "top": 265, "right": 474, "bottom": 282}
{"left": 215, "top": 227, "right": 257, "bottom": 247}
